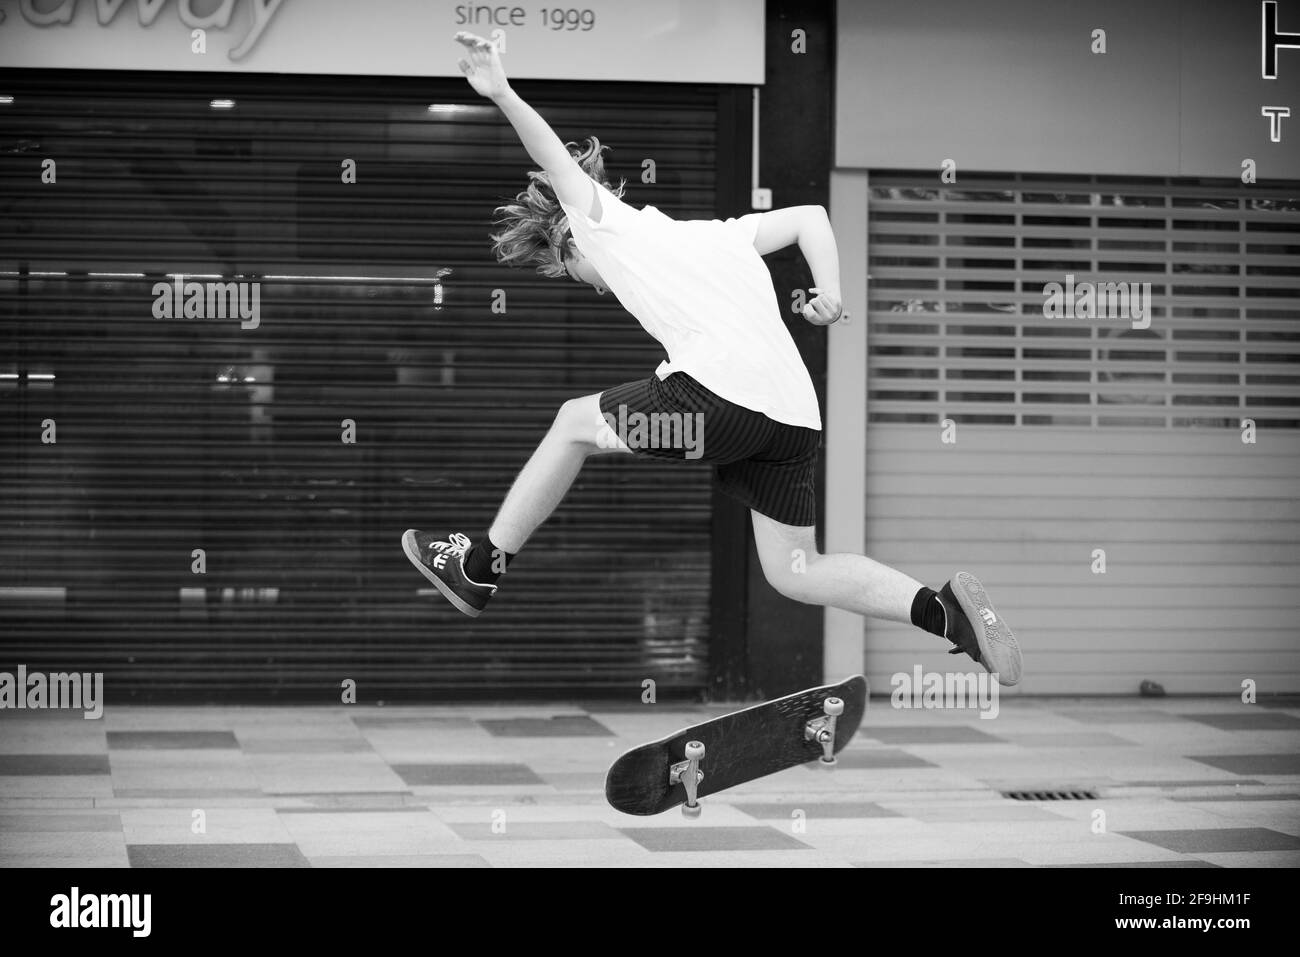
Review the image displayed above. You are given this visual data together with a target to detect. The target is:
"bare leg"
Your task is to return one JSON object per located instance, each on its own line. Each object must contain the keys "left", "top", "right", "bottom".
{"left": 749, "top": 510, "right": 923, "bottom": 622}
{"left": 487, "top": 393, "right": 629, "bottom": 553}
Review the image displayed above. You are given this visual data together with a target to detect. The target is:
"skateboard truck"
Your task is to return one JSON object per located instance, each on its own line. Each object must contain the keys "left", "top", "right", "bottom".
{"left": 669, "top": 740, "right": 706, "bottom": 818}
{"left": 805, "top": 696, "right": 845, "bottom": 766}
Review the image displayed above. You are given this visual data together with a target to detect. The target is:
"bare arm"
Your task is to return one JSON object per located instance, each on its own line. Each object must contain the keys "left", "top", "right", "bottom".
{"left": 455, "top": 32, "right": 597, "bottom": 218}
{"left": 751, "top": 205, "right": 846, "bottom": 324}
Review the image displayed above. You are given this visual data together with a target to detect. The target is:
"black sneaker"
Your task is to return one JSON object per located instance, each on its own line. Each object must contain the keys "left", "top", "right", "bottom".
{"left": 401, "top": 529, "right": 496, "bottom": 617}
{"left": 938, "top": 572, "right": 1022, "bottom": 687}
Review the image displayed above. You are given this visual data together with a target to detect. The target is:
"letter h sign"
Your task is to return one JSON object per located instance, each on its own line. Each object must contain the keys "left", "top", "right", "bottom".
{"left": 1263, "top": 0, "right": 1300, "bottom": 78}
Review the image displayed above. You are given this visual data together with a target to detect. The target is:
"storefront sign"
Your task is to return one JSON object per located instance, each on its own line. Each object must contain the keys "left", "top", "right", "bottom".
{"left": 0, "top": 0, "right": 764, "bottom": 84}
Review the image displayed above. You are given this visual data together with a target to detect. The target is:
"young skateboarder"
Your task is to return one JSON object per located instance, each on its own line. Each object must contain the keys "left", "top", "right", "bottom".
{"left": 402, "top": 32, "right": 1022, "bottom": 686}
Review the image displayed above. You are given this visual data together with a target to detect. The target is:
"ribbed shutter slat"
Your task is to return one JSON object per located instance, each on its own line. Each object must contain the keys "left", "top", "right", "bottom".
{"left": 0, "top": 70, "right": 720, "bottom": 699}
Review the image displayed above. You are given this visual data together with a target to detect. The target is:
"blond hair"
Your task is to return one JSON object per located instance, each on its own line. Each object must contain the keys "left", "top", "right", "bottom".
{"left": 490, "top": 137, "right": 626, "bottom": 278}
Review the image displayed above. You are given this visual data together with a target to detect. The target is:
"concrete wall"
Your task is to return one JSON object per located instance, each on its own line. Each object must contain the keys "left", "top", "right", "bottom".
{"left": 837, "top": 0, "right": 1300, "bottom": 179}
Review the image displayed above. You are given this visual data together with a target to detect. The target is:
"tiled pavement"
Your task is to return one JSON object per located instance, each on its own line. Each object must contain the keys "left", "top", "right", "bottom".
{"left": 1, "top": 697, "right": 1298, "bottom": 867}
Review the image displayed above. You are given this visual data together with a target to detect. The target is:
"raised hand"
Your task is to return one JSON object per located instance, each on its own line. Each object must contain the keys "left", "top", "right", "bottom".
{"left": 803, "top": 286, "right": 847, "bottom": 325}
{"left": 455, "top": 31, "right": 512, "bottom": 100}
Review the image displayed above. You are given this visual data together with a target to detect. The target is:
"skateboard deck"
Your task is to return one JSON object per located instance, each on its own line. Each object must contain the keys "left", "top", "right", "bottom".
{"left": 605, "top": 674, "right": 868, "bottom": 816}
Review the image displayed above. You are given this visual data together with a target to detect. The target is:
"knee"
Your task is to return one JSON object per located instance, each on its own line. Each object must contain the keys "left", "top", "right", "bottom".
{"left": 553, "top": 397, "right": 596, "bottom": 444}
{"left": 761, "top": 551, "right": 819, "bottom": 604}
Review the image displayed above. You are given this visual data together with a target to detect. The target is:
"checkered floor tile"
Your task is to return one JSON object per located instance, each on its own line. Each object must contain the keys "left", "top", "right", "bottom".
{"left": 0, "top": 697, "right": 1296, "bottom": 867}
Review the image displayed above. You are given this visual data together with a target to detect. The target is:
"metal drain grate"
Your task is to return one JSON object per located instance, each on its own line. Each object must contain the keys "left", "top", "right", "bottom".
{"left": 1003, "top": 789, "right": 1099, "bottom": 801}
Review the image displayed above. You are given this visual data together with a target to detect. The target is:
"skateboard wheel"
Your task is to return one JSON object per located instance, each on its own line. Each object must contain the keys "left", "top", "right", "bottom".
{"left": 824, "top": 697, "right": 844, "bottom": 717}
{"left": 682, "top": 802, "right": 702, "bottom": 819}
{"left": 684, "top": 740, "right": 705, "bottom": 760}
{"left": 817, "top": 755, "right": 837, "bottom": 769}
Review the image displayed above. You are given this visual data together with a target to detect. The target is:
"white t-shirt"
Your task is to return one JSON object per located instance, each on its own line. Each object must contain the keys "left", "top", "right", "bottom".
{"left": 558, "top": 181, "right": 822, "bottom": 431}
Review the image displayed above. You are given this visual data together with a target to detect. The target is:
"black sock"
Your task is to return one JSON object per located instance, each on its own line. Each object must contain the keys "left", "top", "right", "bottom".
{"left": 463, "top": 534, "right": 514, "bottom": 585}
{"left": 910, "top": 586, "right": 948, "bottom": 638}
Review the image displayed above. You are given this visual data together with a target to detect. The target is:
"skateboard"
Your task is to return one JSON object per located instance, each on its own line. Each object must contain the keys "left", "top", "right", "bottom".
{"left": 605, "top": 674, "right": 868, "bottom": 817}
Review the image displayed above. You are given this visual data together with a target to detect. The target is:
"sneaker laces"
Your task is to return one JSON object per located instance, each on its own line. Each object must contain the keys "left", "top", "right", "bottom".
{"left": 423, "top": 531, "right": 497, "bottom": 595}
{"left": 434, "top": 531, "right": 472, "bottom": 558}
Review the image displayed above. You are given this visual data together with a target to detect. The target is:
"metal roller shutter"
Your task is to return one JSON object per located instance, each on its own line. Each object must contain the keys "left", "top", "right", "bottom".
{"left": 0, "top": 69, "right": 730, "bottom": 699}
{"left": 863, "top": 172, "right": 1300, "bottom": 693}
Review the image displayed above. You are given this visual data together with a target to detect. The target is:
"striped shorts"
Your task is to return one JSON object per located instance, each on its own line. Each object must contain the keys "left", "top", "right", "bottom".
{"left": 598, "top": 372, "right": 820, "bottom": 528}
